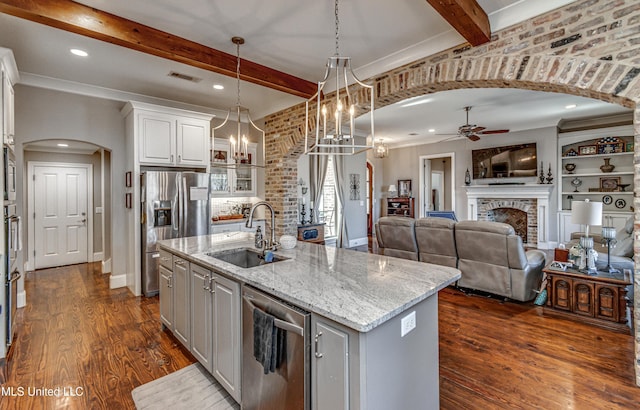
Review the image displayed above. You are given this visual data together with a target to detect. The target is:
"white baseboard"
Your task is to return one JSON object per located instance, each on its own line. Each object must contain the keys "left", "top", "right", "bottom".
{"left": 102, "top": 258, "right": 112, "bottom": 273}
{"left": 93, "top": 252, "right": 104, "bottom": 262}
{"left": 17, "top": 291, "right": 26, "bottom": 308}
{"left": 537, "top": 241, "right": 556, "bottom": 250}
{"left": 109, "top": 274, "right": 126, "bottom": 289}
{"left": 348, "top": 237, "right": 368, "bottom": 248}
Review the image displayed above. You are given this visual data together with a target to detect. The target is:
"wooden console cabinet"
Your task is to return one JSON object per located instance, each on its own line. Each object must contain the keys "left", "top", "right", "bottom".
{"left": 543, "top": 266, "right": 631, "bottom": 333}
{"left": 386, "top": 197, "right": 414, "bottom": 218}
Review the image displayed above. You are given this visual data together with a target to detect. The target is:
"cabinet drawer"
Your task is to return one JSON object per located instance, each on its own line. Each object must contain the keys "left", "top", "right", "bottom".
{"left": 159, "top": 249, "right": 173, "bottom": 269}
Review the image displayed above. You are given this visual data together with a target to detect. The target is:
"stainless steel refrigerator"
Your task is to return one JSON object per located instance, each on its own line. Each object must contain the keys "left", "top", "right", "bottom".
{"left": 141, "top": 171, "right": 210, "bottom": 297}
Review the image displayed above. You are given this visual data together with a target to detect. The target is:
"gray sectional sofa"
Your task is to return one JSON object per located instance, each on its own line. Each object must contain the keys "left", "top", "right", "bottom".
{"left": 375, "top": 216, "right": 547, "bottom": 302}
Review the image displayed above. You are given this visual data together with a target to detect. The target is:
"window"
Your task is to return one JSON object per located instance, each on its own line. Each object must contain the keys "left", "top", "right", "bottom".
{"left": 319, "top": 157, "right": 338, "bottom": 238}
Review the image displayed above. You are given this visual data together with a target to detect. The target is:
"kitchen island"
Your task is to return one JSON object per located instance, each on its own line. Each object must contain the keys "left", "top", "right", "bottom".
{"left": 158, "top": 232, "right": 460, "bottom": 409}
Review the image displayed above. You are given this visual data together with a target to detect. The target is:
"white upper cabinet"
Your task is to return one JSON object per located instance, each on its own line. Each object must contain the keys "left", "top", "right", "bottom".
{"left": 123, "top": 101, "right": 212, "bottom": 168}
{"left": 1, "top": 47, "right": 19, "bottom": 151}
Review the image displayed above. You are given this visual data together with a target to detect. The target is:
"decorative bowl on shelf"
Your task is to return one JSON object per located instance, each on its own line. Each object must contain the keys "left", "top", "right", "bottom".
{"left": 279, "top": 235, "right": 297, "bottom": 249}
{"left": 617, "top": 183, "right": 630, "bottom": 192}
{"left": 564, "top": 163, "right": 576, "bottom": 174}
{"left": 391, "top": 202, "right": 400, "bottom": 208}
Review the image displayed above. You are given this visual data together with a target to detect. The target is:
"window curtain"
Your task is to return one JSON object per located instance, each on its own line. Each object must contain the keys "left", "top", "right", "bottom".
{"left": 332, "top": 154, "right": 349, "bottom": 248}
{"left": 309, "top": 154, "right": 328, "bottom": 223}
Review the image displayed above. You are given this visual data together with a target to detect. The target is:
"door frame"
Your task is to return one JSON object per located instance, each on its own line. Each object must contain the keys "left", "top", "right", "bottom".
{"left": 418, "top": 153, "right": 455, "bottom": 218}
{"left": 27, "top": 161, "right": 94, "bottom": 271}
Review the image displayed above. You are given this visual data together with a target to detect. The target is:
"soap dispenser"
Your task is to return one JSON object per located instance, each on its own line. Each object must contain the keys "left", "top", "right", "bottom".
{"left": 254, "top": 226, "right": 264, "bottom": 249}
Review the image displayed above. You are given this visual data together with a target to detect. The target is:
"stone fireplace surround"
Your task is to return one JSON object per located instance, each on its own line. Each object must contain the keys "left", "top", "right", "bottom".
{"left": 465, "top": 185, "right": 554, "bottom": 249}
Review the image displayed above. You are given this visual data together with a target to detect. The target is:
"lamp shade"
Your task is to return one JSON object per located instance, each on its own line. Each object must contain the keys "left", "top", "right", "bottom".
{"left": 571, "top": 200, "right": 603, "bottom": 226}
{"left": 388, "top": 184, "right": 397, "bottom": 193}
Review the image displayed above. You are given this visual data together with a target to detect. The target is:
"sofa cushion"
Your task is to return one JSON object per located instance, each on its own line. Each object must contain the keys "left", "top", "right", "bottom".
{"left": 612, "top": 235, "right": 633, "bottom": 258}
{"left": 415, "top": 217, "right": 457, "bottom": 267}
{"left": 375, "top": 217, "right": 419, "bottom": 261}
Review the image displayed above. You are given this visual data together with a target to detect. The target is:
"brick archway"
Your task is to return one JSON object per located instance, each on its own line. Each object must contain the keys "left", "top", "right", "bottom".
{"left": 263, "top": 1, "right": 640, "bottom": 385}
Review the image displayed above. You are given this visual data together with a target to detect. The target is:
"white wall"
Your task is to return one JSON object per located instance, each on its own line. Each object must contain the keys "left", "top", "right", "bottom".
{"left": 15, "top": 85, "right": 128, "bottom": 285}
{"left": 382, "top": 126, "right": 559, "bottom": 239}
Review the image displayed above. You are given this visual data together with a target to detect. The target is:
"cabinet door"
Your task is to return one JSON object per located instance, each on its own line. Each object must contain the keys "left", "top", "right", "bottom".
{"left": 212, "top": 274, "right": 241, "bottom": 403}
{"left": 190, "top": 263, "right": 213, "bottom": 372}
{"left": 551, "top": 276, "right": 572, "bottom": 311}
{"left": 139, "top": 112, "right": 176, "bottom": 165}
{"left": 159, "top": 265, "right": 173, "bottom": 329}
{"left": 211, "top": 138, "right": 231, "bottom": 195}
{"left": 232, "top": 143, "right": 257, "bottom": 195}
{"left": 172, "top": 257, "right": 190, "bottom": 349}
{"left": 595, "top": 283, "right": 620, "bottom": 322}
{"left": 177, "top": 118, "right": 209, "bottom": 167}
{"left": 573, "top": 280, "right": 595, "bottom": 317}
{"left": 312, "top": 318, "right": 349, "bottom": 410}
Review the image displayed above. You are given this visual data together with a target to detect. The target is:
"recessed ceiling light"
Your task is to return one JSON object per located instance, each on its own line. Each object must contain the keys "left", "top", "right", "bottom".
{"left": 409, "top": 132, "right": 419, "bottom": 136}
{"left": 428, "top": 129, "right": 435, "bottom": 133}
{"left": 565, "top": 104, "right": 577, "bottom": 109}
{"left": 213, "top": 84, "right": 224, "bottom": 90}
{"left": 70, "top": 48, "right": 88, "bottom": 57}
{"left": 57, "top": 143, "right": 69, "bottom": 147}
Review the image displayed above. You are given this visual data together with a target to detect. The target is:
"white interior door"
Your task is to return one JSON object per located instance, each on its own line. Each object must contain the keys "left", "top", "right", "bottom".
{"left": 33, "top": 164, "right": 90, "bottom": 269}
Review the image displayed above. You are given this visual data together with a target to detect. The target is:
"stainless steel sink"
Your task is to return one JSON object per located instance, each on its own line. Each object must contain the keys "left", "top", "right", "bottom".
{"left": 206, "top": 248, "right": 287, "bottom": 268}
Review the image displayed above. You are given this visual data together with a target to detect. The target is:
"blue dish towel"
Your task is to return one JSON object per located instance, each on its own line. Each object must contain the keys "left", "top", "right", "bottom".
{"left": 253, "top": 308, "right": 286, "bottom": 374}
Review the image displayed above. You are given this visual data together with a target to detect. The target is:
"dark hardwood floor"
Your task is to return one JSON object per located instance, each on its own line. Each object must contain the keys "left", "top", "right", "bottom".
{"left": 1, "top": 258, "right": 639, "bottom": 409}
{"left": 0, "top": 263, "right": 195, "bottom": 410}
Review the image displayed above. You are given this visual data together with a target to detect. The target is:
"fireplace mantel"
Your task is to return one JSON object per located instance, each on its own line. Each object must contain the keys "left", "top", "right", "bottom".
{"left": 465, "top": 184, "right": 554, "bottom": 249}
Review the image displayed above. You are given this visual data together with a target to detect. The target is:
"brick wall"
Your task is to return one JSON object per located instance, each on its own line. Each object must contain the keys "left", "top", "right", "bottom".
{"left": 262, "top": 0, "right": 640, "bottom": 384}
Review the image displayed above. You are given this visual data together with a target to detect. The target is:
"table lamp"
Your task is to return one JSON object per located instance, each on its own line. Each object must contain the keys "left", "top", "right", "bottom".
{"left": 388, "top": 184, "right": 397, "bottom": 197}
{"left": 600, "top": 216, "right": 619, "bottom": 273}
{"left": 571, "top": 199, "right": 602, "bottom": 274}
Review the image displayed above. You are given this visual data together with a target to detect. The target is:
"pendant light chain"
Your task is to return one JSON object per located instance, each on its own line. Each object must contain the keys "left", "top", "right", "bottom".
{"left": 334, "top": 0, "right": 340, "bottom": 56}
{"left": 236, "top": 40, "right": 241, "bottom": 107}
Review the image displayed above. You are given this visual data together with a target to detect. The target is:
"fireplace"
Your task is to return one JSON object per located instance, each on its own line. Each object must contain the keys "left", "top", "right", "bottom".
{"left": 479, "top": 199, "right": 536, "bottom": 244}
{"left": 465, "top": 185, "right": 553, "bottom": 249}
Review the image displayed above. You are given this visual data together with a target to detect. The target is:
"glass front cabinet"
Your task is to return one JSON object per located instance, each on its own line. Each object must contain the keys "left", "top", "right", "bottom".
{"left": 210, "top": 138, "right": 257, "bottom": 196}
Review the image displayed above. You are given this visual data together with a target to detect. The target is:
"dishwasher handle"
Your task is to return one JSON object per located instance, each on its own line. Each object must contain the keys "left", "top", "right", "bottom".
{"left": 244, "top": 295, "right": 305, "bottom": 337}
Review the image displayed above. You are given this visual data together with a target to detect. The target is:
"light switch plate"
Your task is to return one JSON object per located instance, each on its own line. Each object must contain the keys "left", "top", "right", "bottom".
{"left": 95, "top": 207, "right": 103, "bottom": 214}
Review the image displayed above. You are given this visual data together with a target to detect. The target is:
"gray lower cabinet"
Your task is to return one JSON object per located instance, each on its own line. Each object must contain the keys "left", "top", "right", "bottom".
{"left": 186, "top": 261, "right": 241, "bottom": 403}
{"left": 159, "top": 265, "right": 174, "bottom": 329}
{"left": 211, "top": 273, "right": 241, "bottom": 403}
{"left": 190, "top": 263, "right": 213, "bottom": 372}
{"left": 172, "top": 256, "right": 190, "bottom": 349}
{"left": 312, "top": 315, "right": 354, "bottom": 410}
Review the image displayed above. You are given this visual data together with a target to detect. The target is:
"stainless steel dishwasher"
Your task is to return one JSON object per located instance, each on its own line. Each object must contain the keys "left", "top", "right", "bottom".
{"left": 242, "top": 285, "right": 310, "bottom": 409}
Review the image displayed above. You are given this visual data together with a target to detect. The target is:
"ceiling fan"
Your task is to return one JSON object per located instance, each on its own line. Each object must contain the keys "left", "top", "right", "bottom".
{"left": 440, "top": 106, "right": 509, "bottom": 141}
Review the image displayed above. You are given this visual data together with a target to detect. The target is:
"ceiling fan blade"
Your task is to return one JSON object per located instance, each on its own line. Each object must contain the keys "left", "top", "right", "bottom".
{"left": 479, "top": 129, "right": 510, "bottom": 134}
{"left": 467, "top": 134, "right": 481, "bottom": 142}
{"left": 470, "top": 126, "right": 486, "bottom": 133}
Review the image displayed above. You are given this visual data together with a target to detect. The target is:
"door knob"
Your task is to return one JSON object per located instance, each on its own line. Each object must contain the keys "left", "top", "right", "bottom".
{"left": 78, "top": 219, "right": 87, "bottom": 223}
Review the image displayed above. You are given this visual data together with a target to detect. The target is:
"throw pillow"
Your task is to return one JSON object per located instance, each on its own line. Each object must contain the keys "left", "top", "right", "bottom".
{"left": 612, "top": 236, "right": 634, "bottom": 258}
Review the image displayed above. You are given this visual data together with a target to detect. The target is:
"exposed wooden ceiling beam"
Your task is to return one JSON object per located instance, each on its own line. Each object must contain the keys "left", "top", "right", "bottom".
{"left": 426, "top": 0, "right": 491, "bottom": 46}
{"left": 0, "top": 0, "right": 317, "bottom": 99}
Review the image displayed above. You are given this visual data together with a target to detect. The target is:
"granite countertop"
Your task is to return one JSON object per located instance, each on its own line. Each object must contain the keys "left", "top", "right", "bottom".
{"left": 158, "top": 233, "right": 460, "bottom": 332}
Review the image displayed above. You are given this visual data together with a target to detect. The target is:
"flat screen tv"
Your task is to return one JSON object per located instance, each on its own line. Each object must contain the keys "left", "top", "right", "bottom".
{"left": 471, "top": 143, "right": 537, "bottom": 180}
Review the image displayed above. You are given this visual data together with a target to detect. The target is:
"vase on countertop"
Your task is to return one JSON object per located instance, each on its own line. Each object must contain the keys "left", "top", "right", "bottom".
{"left": 600, "top": 158, "right": 615, "bottom": 173}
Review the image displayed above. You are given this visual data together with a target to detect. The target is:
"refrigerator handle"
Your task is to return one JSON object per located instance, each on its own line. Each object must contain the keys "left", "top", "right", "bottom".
{"left": 181, "top": 176, "right": 188, "bottom": 237}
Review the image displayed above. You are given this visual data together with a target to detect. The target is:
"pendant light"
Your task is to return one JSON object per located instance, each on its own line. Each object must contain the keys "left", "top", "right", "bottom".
{"left": 374, "top": 138, "right": 388, "bottom": 158}
{"left": 213, "top": 37, "right": 264, "bottom": 165}
{"left": 304, "top": 0, "right": 375, "bottom": 156}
